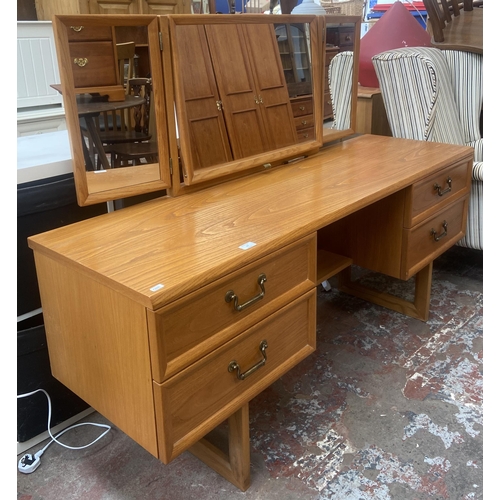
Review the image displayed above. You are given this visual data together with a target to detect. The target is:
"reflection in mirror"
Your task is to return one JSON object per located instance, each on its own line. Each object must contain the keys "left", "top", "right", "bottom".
{"left": 77, "top": 25, "right": 157, "bottom": 171}
{"left": 52, "top": 16, "right": 170, "bottom": 206}
{"left": 325, "top": 23, "right": 355, "bottom": 131}
{"left": 168, "top": 15, "right": 323, "bottom": 188}
{"left": 321, "top": 17, "right": 361, "bottom": 143}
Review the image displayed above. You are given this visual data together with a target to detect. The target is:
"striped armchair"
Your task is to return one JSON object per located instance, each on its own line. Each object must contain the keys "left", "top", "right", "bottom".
{"left": 372, "top": 47, "right": 483, "bottom": 250}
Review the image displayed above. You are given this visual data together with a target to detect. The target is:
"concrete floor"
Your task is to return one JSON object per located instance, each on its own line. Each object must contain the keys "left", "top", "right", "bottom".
{"left": 17, "top": 245, "right": 483, "bottom": 500}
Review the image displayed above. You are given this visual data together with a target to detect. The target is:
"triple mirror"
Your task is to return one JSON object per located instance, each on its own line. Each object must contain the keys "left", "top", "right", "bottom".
{"left": 53, "top": 14, "right": 360, "bottom": 206}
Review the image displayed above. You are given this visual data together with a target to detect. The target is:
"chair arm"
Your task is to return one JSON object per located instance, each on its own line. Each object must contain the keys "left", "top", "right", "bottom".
{"left": 472, "top": 162, "right": 482, "bottom": 182}
{"left": 468, "top": 138, "right": 483, "bottom": 162}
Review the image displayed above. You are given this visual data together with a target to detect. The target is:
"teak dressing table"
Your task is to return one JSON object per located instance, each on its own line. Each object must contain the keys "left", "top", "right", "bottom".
{"left": 28, "top": 14, "right": 473, "bottom": 491}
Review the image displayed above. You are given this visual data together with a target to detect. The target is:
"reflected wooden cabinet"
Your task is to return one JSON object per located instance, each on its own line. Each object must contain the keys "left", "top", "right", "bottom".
{"left": 35, "top": 0, "right": 190, "bottom": 19}
{"left": 172, "top": 20, "right": 297, "bottom": 182}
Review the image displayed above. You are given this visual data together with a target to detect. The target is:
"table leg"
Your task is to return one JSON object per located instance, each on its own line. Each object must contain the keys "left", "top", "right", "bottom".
{"left": 83, "top": 116, "right": 110, "bottom": 170}
{"left": 338, "top": 263, "right": 433, "bottom": 321}
{"left": 189, "top": 403, "right": 251, "bottom": 491}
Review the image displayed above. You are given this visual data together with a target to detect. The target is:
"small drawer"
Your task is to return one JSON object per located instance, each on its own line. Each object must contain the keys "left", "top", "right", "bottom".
{"left": 296, "top": 127, "right": 314, "bottom": 142}
{"left": 66, "top": 25, "right": 113, "bottom": 42}
{"left": 402, "top": 196, "right": 468, "bottom": 278}
{"left": 291, "top": 98, "right": 313, "bottom": 117}
{"left": 294, "top": 114, "right": 314, "bottom": 131}
{"left": 147, "top": 234, "right": 316, "bottom": 382}
{"left": 153, "top": 289, "right": 316, "bottom": 463}
{"left": 338, "top": 28, "right": 354, "bottom": 47}
{"left": 404, "top": 160, "right": 471, "bottom": 227}
{"left": 69, "top": 41, "right": 118, "bottom": 88}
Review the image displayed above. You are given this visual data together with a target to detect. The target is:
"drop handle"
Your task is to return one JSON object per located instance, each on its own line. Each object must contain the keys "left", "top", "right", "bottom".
{"left": 430, "top": 221, "right": 448, "bottom": 241}
{"left": 434, "top": 177, "right": 452, "bottom": 196}
{"left": 225, "top": 274, "right": 267, "bottom": 312}
{"left": 228, "top": 340, "right": 268, "bottom": 380}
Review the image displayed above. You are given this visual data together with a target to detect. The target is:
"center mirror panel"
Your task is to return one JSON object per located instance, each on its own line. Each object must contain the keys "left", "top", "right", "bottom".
{"left": 166, "top": 15, "right": 323, "bottom": 188}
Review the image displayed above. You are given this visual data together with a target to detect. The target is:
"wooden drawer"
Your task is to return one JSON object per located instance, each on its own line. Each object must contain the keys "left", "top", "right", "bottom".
{"left": 338, "top": 28, "right": 354, "bottom": 48}
{"left": 153, "top": 289, "right": 316, "bottom": 463}
{"left": 66, "top": 25, "right": 113, "bottom": 42}
{"left": 294, "top": 114, "right": 314, "bottom": 131}
{"left": 291, "top": 97, "right": 313, "bottom": 117}
{"left": 69, "top": 41, "right": 118, "bottom": 88}
{"left": 404, "top": 160, "right": 471, "bottom": 227}
{"left": 297, "top": 127, "right": 314, "bottom": 142}
{"left": 147, "top": 234, "right": 316, "bottom": 382}
{"left": 402, "top": 196, "right": 468, "bottom": 278}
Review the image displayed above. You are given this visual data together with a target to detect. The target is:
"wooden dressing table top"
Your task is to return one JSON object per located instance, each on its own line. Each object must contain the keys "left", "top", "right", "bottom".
{"left": 28, "top": 134, "right": 473, "bottom": 310}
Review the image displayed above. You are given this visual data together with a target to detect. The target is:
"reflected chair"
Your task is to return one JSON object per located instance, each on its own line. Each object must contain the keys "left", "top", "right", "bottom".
{"left": 423, "top": 0, "right": 462, "bottom": 43}
{"left": 107, "top": 77, "right": 158, "bottom": 167}
{"left": 116, "top": 41, "right": 135, "bottom": 95}
{"left": 372, "top": 47, "right": 483, "bottom": 250}
{"left": 328, "top": 51, "right": 353, "bottom": 131}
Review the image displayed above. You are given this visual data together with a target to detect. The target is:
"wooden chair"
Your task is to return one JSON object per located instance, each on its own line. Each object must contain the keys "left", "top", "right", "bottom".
{"left": 107, "top": 78, "right": 158, "bottom": 167}
{"left": 98, "top": 77, "right": 153, "bottom": 146}
{"left": 423, "top": 0, "right": 463, "bottom": 43}
{"left": 116, "top": 41, "right": 135, "bottom": 95}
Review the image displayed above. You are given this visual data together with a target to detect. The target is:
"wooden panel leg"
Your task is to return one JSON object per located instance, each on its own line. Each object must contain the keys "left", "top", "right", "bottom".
{"left": 338, "top": 263, "right": 433, "bottom": 321}
{"left": 189, "top": 403, "right": 251, "bottom": 491}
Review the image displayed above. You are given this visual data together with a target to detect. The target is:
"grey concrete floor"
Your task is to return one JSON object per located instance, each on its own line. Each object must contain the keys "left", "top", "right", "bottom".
{"left": 17, "top": 245, "right": 483, "bottom": 499}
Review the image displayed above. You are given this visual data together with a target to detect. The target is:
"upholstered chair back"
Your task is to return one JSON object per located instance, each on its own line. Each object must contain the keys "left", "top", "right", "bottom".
{"left": 328, "top": 51, "right": 354, "bottom": 131}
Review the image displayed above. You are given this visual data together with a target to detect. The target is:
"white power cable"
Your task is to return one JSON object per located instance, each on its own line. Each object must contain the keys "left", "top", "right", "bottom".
{"left": 17, "top": 388, "right": 111, "bottom": 474}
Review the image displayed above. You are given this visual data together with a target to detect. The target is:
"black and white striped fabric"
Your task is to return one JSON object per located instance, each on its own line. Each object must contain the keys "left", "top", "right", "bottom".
{"left": 328, "top": 51, "right": 354, "bottom": 131}
{"left": 372, "top": 47, "right": 483, "bottom": 250}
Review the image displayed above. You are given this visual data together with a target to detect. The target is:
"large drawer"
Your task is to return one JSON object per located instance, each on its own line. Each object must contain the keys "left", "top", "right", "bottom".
{"left": 404, "top": 159, "right": 471, "bottom": 227}
{"left": 402, "top": 196, "right": 468, "bottom": 278}
{"left": 69, "top": 41, "right": 118, "bottom": 88}
{"left": 147, "top": 234, "right": 316, "bottom": 382}
{"left": 153, "top": 289, "right": 316, "bottom": 463}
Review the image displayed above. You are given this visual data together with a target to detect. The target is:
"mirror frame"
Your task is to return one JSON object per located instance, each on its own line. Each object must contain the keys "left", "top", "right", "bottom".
{"left": 163, "top": 14, "right": 324, "bottom": 195}
{"left": 52, "top": 15, "right": 171, "bottom": 207}
{"left": 320, "top": 15, "right": 361, "bottom": 144}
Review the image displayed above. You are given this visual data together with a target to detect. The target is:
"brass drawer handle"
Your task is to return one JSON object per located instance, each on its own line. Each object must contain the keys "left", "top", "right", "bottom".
{"left": 74, "top": 57, "right": 88, "bottom": 67}
{"left": 301, "top": 120, "right": 308, "bottom": 125}
{"left": 228, "top": 340, "right": 268, "bottom": 381}
{"left": 434, "top": 177, "right": 452, "bottom": 196}
{"left": 431, "top": 220, "right": 448, "bottom": 241}
{"left": 299, "top": 106, "right": 305, "bottom": 111}
{"left": 225, "top": 273, "right": 267, "bottom": 312}
{"left": 70, "top": 26, "right": 84, "bottom": 32}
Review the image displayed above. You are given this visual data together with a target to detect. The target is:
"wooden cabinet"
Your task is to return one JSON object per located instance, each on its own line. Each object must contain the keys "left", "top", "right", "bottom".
{"left": 172, "top": 20, "right": 297, "bottom": 183}
{"left": 65, "top": 24, "right": 124, "bottom": 101}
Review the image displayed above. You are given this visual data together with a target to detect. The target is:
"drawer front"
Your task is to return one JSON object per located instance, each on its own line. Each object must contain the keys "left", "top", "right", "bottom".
{"left": 294, "top": 114, "right": 314, "bottom": 131}
{"left": 405, "top": 160, "right": 471, "bottom": 227}
{"left": 69, "top": 42, "right": 118, "bottom": 88}
{"left": 296, "top": 127, "right": 314, "bottom": 142}
{"left": 403, "top": 196, "right": 468, "bottom": 278}
{"left": 148, "top": 234, "right": 316, "bottom": 382}
{"left": 153, "top": 290, "right": 316, "bottom": 463}
{"left": 66, "top": 25, "right": 113, "bottom": 42}
{"left": 337, "top": 28, "right": 355, "bottom": 48}
{"left": 291, "top": 98, "right": 313, "bottom": 117}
